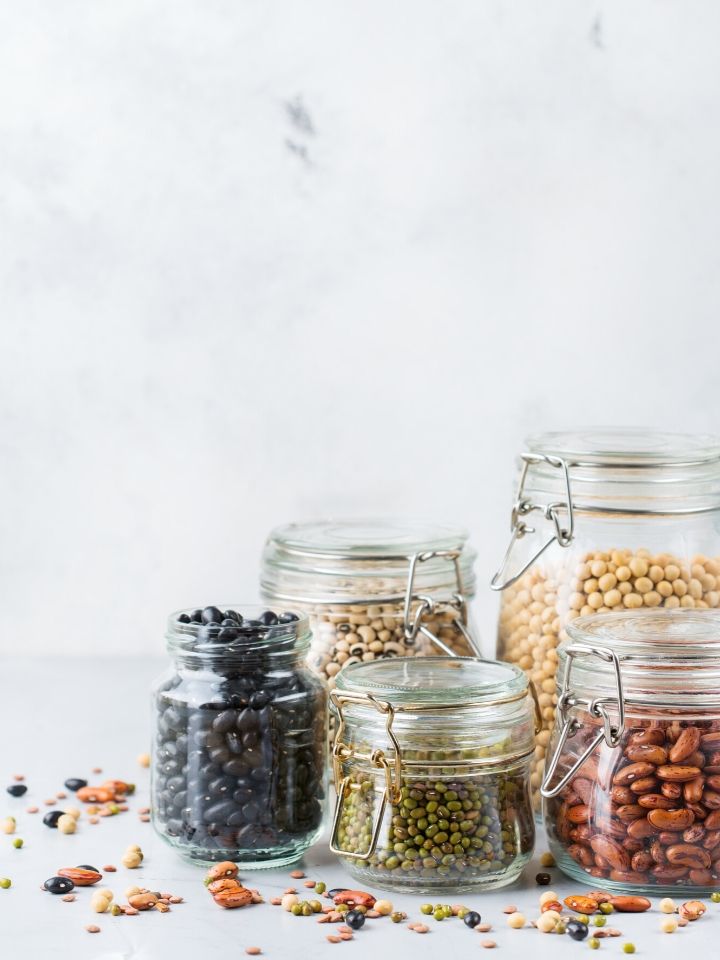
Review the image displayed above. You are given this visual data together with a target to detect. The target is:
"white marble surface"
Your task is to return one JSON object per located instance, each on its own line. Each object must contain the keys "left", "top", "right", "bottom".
{"left": 3, "top": 1, "right": 720, "bottom": 658}
{"left": 0, "top": 657, "right": 716, "bottom": 958}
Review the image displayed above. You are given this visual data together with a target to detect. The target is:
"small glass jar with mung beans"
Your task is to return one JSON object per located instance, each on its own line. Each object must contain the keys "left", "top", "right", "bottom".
{"left": 328, "top": 656, "right": 536, "bottom": 893}
{"left": 261, "top": 519, "right": 481, "bottom": 689}
{"left": 152, "top": 605, "right": 327, "bottom": 866}
{"left": 543, "top": 609, "right": 720, "bottom": 895}
{"left": 491, "top": 429, "right": 720, "bottom": 812}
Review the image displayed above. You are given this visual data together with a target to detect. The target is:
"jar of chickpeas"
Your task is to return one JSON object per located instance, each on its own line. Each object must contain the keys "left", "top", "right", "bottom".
{"left": 260, "top": 519, "right": 480, "bottom": 689}
{"left": 491, "top": 429, "right": 720, "bottom": 812}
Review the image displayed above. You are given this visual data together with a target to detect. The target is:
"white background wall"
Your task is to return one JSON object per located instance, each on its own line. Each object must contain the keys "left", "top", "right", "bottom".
{"left": 2, "top": 0, "right": 720, "bottom": 657}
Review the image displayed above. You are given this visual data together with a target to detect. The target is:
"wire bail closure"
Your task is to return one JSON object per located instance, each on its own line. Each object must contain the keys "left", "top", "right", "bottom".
{"left": 329, "top": 690, "right": 402, "bottom": 861}
{"left": 403, "top": 549, "right": 480, "bottom": 657}
{"left": 490, "top": 453, "right": 575, "bottom": 592}
{"left": 540, "top": 643, "right": 625, "bottom": 799}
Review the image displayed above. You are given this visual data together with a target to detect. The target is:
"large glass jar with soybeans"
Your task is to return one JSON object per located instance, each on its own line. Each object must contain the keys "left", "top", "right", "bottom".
{"left": 491, "top": 429, "right": 720, "bottom": 811}
{"left": 328, "top": 656, "right": 537, "bottom": 892}
{"left": 261, "top": 519, "right": 481, "bottom": 689}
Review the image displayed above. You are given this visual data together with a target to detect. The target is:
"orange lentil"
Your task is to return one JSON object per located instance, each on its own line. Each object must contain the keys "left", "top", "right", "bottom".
{"left": 326, "top": 935, "right": 341, "bottom": 944}
{"left": 56, "top": 792, "right": 67, "bottom": 799}
{"left": 289, "top": 870, "right": 305, "bottom": 879}
{"left": 44, "top": 799, "right": 56, "bottom": 806}
{"left": 85, "top": 925, "right": 101, "bottom": 933}
{"left": 246, "top": 950, "right": 262, "bottom": 957}
{"left": 139, "top": 815, "right": 150, "bottom": 823}
{"left": 481, "top": 940, "right": 497, "bottom": 949}
{"left": 92, "top": 767, "right": 103, "bottom": 774}
{"left": 88, "top": 816, "right": 99, "bottom": 824}
{"left": 26, "top": 806, "right": 39, "bottom": 814}
{"left": 13, "top": 775, "right": 24, "bottom": 782}
{"left": 304, "top": 880, "right": 315, "bottom": 888}
{"left": 103, "top": 865, "right": 116, "bottom": 873}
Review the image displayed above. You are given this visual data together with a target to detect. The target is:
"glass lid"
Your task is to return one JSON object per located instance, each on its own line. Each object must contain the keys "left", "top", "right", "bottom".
{"left": 266, "top": 518, "right": 470, "bottom": 559}
{"left": 562, "top": 609, "right": 720, "bottom": 701}
{"left": 527, "top": 428, "right": 720, "bottom": 468}
{"left": 334, "top": 656, "right": 527, "bottom": 707}
{"left": 261, "top": 518, "right": 477, "bottom": 602}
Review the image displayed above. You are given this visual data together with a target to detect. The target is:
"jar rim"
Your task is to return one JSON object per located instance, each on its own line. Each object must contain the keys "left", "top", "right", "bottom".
{"left": 334, "top": 656, "right": 528, "bottom": 707}
{"left": 165, "top": 604, "right": 311, "bottom": 658}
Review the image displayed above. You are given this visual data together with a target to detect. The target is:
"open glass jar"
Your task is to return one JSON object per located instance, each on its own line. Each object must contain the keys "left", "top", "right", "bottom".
{"left": 152, "top": 605, "right": 327, "bottom": 866}
{"left": 328, "top": 657, "right": 537, "bottom": 892}
{"left": 492, "top": 429, "right": 720, "bottom": 810}
{"left": 543, "top": 609, "right": 720, "bottom": 894}
{"left": 261, "top": 519, "right": 480, "bottom": 689}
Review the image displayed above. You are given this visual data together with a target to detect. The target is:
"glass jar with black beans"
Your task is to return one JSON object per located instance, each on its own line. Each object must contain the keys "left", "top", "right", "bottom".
{"left": 329, "top": 657, "right": 537, "bottom": 892}
{"left": 152, "top": 605, "right": 327, "bottom": 866}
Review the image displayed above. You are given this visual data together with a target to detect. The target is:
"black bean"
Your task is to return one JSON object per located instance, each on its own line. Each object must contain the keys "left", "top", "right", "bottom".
{"left": 44, "top": 876, "right": 74, "bottom": 894}
{"left": 190, "top": 609, "right": 203, "bottom": 623}
{"left": 43, "top": 810, "right": 64, "bottom": 828}
{"left": 278, "top": 612, "right": 299, "bottom": 623}
{"left": 177, "top": 613, "right": 192, "bottom": 623}
{"left": 6, "top": 784, "right": 27, "bottom": 797}
{"left": 201, "top": 606, "right": 224, "bottom": 624}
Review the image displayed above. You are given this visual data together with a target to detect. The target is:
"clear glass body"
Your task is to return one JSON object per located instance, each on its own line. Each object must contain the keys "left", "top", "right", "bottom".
{"left": 261, "top": 519, "right": 479, "bottom": 691}
{"left": 496, "top": 430, "right": 720, "bottom": 810}
{"left": 544, "top": 609, "right": 720, "bottom": 895}
{"left": 331, "top": 657, "right": 535, "bottom": 893}
{"left": 152, "top": 607, "right": 327, "bottom": 867}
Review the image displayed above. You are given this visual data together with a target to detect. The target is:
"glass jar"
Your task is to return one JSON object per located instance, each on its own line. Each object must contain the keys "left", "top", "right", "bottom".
{"left": 261, "top": 518, "right": 480, "bottom": 690}
{"left": 152, "top": 605, "right": 327, "bottom": 866}
{"left": 543, "top": 608, "right": 720, "bottom": 895}
{"left": 492, "top": 429, "right": 720, "bottom": 810}
{"left": 328, "top": 656, "right": 537, "bottom": 893}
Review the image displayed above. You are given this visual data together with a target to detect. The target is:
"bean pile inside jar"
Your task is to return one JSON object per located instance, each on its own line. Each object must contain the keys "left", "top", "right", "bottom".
{"left": 492, "top": 430, "right": 720, "bottom": 810}
{"left": 261, "top": 519, "right": 480, "bottom": 689}
{"left": 543, "top": 609, "right": 720, "bottom": 893}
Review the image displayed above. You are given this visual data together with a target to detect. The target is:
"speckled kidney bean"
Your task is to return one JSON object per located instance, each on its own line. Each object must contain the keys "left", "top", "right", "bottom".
{"left": 547, "top": 717, "right": 720, "bottom": 889}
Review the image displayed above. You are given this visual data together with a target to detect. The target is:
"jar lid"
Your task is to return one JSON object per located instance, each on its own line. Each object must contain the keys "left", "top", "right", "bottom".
{"left": 562, "top": 609, "right": 720, "bottom": 702}
{"left": 527, "top": 428, "right": 720, "bottom": 468}
{"left": 523, "top": 427, "right": 720, "bottom": 514}
{"left": 335, "top": 656, "right": 528, "bottom": 708}
{"left": 261, "top": 518, "right": 476, "bottom": 603}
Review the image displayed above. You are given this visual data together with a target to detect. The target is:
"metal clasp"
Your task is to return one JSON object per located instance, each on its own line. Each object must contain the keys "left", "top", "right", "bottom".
{"left": 540, "top": 644, "right": 625, "bottom": 799}
{"left": 490, "top": 453, "right": 575, "bottom": 591}
{"left": 403, "top": 549, "right": 481, "bottom": 657}
{"left": 328, "top": 691, "right": 402, "bottom": 861}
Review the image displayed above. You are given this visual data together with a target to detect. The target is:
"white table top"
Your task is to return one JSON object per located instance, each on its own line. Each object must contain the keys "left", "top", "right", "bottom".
{"left": 0, "top": 658, "right": 714, "bottom": 958}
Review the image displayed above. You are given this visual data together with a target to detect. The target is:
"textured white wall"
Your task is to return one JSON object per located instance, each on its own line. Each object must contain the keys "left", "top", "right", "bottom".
{"left": 2, "top": 1, "right": 720, "bottom": 656}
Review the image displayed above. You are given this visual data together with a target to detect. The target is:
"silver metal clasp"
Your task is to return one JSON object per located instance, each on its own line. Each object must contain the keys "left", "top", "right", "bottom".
{"left": 540, "top": 643, "right": 625, "bottom": 799}
{"left": 490, "top": 453, "right": 575, "bottom": 591}
{"left": 402, "top": 550, "right": 481, "bottom": 657}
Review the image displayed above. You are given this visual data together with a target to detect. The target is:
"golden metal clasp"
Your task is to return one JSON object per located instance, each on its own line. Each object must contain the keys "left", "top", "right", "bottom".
{"left": 328, "top": 691, "right": 402, "bottom": 861}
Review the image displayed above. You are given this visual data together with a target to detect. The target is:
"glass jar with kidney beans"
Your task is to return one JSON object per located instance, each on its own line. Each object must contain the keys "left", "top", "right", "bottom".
{"left": 152, "top": 606, "right": 327, "bottom": 866}
{"left": 543, "top": 609, "right": 720, "bottom": 894}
